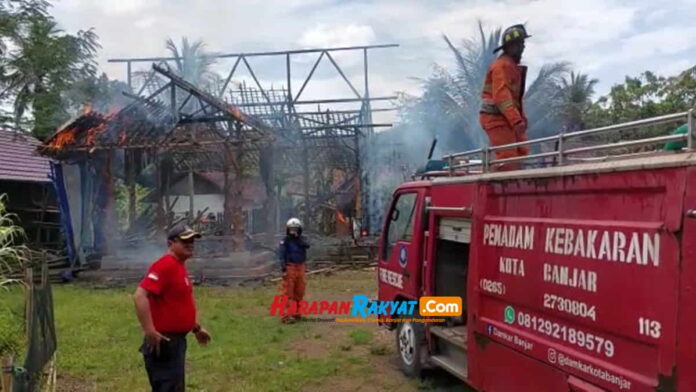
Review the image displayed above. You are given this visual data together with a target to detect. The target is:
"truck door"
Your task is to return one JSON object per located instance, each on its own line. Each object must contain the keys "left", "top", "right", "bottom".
{"left": 380, "top": 189, "right": 425, "bottom": 300}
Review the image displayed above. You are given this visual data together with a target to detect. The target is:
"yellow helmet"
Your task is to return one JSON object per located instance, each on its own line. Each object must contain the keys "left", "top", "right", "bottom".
{"left": 494, "top": 24, "right": 531, "bottom": 53}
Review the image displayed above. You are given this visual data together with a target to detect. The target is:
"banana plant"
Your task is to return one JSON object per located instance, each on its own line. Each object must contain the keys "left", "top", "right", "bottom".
{"left": 0, "top": 194, "right": 27, "bottom": 288}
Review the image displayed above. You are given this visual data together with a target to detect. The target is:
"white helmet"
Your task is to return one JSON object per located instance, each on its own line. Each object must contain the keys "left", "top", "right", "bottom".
{"left": 286, "top": 218, "right": 302, "bottom": 229}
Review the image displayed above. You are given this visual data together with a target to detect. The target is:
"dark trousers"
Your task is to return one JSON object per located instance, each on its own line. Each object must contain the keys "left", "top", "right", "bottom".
{"left": 140, "top": 333, "right": 187, "bottom": 392}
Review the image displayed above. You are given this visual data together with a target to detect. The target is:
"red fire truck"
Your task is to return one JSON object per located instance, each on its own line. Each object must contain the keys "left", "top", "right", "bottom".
{"left": 377, "top": 111, "right": 695, "bottom": 391}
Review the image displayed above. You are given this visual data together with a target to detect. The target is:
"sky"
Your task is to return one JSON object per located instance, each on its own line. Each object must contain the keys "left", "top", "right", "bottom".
{"left": 51, "top": 0, "right": 696, "bottom": 120}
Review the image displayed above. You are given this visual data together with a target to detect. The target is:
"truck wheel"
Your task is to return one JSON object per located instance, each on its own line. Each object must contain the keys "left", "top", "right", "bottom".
{"left": 396, "top": 319, "right": 426, "bottom": 377}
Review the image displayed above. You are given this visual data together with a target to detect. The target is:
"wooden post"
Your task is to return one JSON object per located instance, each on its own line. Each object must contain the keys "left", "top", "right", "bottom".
{"left": 163, "top": 158, "right": 172, "bottom": 228}
{"left": 35, "top": 187, "right": 49, "bottom": 244}
{"left": 0, "top": 355, "right": 13, "bottom": 392}
{"left": 127, "top": 61, "right": 132, "bottom": 91}
{"left": 262, "top": 147, "right": 278, "bottom": 248}
{"left": 41, "top": 251, "right": 48, "bottom": 288}
{"left": 188, "top": 124, "right": 196, "bottom": 224}
{"left": 155, "top": 150, "right": 164, "bottom": 233}
{"left": 302, "top": 138, "right": 310, "bottom": 228}
{"left": 104, "top": 151, "right": 117, "bottom": 254}
{"left": 230, "top": 123, "right": 245, "bottom": 251}
{"left": 24, "top": 266, "right": 33, "bottom": 337}
{"left": 188, "top": 165, "right": 194, "bottom": 223}
{"left": 353, "top": 127, "right": 362, "bottom": 237}
{"left": 222, "top": 146, "right": 232, "bottom": 237}
{"left": 125, "top": 151, "right": 137, "bottom": 227}
{"left": 229, "top": 147, "right": 244, "bottom": 251}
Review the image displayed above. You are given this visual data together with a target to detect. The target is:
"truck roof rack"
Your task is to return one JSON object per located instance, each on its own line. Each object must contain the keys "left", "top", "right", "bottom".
{"left": 423, "top": 110, "right": 694, "bottom": 177}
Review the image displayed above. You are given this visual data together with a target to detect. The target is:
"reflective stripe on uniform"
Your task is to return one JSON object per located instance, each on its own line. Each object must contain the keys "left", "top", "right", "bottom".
{"left": 498, "top": 100, "right": 515, "bottom": 110}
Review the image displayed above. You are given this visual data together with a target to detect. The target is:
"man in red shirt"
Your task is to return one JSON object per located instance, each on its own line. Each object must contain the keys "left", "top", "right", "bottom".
{"left": 134, "top": 224, "right": 211, "bottom": 392}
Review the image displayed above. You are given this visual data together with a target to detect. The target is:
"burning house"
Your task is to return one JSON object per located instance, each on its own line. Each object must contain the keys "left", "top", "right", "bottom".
{"left": 38, "top": 44, "right": 396, "bottom": 269}
{"left": 39, "top": 64, "right": 274, "bottom": 268}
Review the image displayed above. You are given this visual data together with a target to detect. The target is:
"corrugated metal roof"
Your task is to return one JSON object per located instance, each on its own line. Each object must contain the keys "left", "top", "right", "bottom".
{"left": 0, "top": 128, "right": 51, "bottom": 183}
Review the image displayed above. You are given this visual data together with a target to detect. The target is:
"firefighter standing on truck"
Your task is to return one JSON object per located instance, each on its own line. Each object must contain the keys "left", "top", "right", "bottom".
{"left": 480, "top": 24, "right": 531, "bottom": 171}
{"left": 278, "top": 218, "right": 310, "bottom": 323}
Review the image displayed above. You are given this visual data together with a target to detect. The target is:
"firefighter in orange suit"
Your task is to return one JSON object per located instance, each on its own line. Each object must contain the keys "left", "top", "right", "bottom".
{"left": 480, "top": 24, "right": 531, "bottom": 171}
{"left": 278, "top": 218, "right": 310, "bottom": 323}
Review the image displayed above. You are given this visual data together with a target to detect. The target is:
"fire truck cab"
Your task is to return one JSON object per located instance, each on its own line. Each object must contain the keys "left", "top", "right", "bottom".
{"left": 377, "top": 111, "right": 696, "bottom": 391}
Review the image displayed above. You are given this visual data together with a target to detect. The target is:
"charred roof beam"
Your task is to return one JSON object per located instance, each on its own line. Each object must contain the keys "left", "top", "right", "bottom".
{"left": 152, "top": 64, "right": 259, "bottom": 127}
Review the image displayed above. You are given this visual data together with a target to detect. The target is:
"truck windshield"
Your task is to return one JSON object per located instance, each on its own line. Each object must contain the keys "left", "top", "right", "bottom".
{"left": 383, "top": 192, "right": 418, "bottom": 260}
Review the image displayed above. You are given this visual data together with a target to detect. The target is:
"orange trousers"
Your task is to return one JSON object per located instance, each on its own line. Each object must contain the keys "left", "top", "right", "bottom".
{"left": 481, "top": 116, "right": 529, "bottom": 171}
{"left": 279, "top": 263, "right": 306, "bottom": 321}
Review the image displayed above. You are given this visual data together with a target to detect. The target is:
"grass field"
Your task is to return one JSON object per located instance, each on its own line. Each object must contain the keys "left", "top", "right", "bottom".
{"left": 0, "top": 269, "right": 470, "bottom": 392}
{"left": 0, "top": 287, "right": 24, "bottom": 357}
{"left": 2, "top": 269, "right": 445, "bottom": 392}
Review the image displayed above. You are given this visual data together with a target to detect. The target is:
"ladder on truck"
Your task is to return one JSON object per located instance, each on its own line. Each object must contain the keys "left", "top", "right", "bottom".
{"left": 427, "top": 110, "right": 695, "bottom": 176}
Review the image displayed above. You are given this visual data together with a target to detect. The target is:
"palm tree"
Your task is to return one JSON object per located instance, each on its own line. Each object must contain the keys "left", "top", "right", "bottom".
{"left": 165, "top": 37, "right": 219, "bottom": 90}
{"left": 560, "top": 72, "right": 598, "bottom": 132}
{"left": 524, "top": 63, "right": 571, "bottom": 138}
{"left": 399, "top": 22, "right": 571, "bottom": 153}
{"left": 439, "top": 24, "right": 502, "bottom": 148}
{"left": 131, "top": 37, "right": 220, "bottom": 99}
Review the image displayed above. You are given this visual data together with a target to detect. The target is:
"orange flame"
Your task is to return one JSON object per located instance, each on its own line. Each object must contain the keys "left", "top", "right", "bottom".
{"left": 46, "top": 108, "right": 121, "bottom": 151}
{"left": 50, "top": 129, "right": 77, "bottom": 150}
{"left": 84, "top": 123, "right": 108, "bottom": 146}
{"left": 336, "top": 210, "right": 347, "bottom": 224}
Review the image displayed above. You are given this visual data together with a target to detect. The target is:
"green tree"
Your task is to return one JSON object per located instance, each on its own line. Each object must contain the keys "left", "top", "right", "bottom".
{"left": 0, "top": 0, "right": 50, "bottom": 57}
{"left": 0, "top": 0, "right": 99, "bottom": 138}
{"left": 587, "top": 67, "right": 695, "bottom": 127}
{"left": 663, "top": 66, "right": 696, "bottom": 110}
{"left": 0, "top": 0, "right": 49, "bottom": 125}
{"left": 560, "top": 72, "right": 598, "bottom": 132}
{"left": 583, "top": 66, "right": 696, "bottom": 146}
